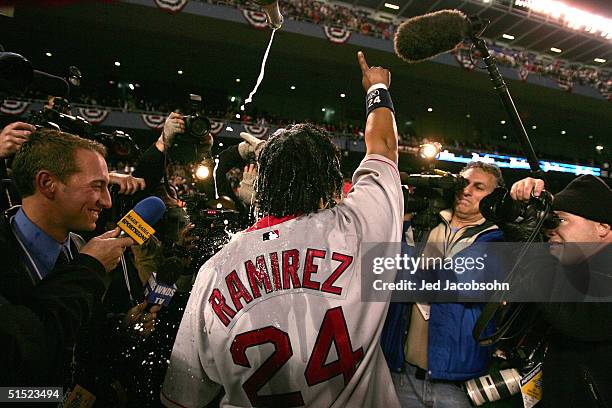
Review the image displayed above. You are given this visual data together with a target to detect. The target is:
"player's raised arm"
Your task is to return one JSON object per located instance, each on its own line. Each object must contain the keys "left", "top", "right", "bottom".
{"left": 357, "top": 51, "right": 398, "bottom": 164}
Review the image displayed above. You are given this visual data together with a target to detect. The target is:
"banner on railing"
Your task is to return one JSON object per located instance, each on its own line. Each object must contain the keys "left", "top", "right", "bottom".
{"left": 142, "top": 114, "right": 166, "bottom": 129}
{"left": 323, "top": 26, "right": 351, "bottom": 44}
{"left": 210, "top": 119, "right": 225, "bottom": 135}
{"left": 76, "top": 107, "right": 109, "bottom": 124}
{"left": 242, "top": 9, "right": 268, "bottom": 29}
{"left": 153, "top": 0, "right": 188, "bottom": 13}
{"left": 0, "top": 100, "right": 30, "bottom": 116}
{"left": 243, "top": 123, "right": 269, "bottom": 138}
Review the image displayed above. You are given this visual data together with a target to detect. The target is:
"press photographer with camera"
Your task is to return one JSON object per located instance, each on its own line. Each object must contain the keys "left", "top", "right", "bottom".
{"left": 510, "top": 175, "right": 612, "bottom": 408}
{"left": 382, "top": 161, "right": 506, "bottom": 407}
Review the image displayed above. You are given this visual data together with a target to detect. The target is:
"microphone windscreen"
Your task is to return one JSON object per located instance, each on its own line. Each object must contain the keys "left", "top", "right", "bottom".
{"left": 0, "top": 52, "right": 33, "bottom": 93}
{"left": 133, "top": 196, "right": 166, "bottom": 226}
{"left": 394, "top": 9, "right": 468, "bottom": 63}
{"left": 32, "top": 70, "right": 70, "bottom": 97}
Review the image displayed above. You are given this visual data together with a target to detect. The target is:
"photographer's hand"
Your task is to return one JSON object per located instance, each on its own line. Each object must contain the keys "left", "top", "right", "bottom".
{"left": 156, "top": 112, "right": 185, "bottom": 152}
{"left": 109, "top": 172, "right": 146, "bottom": 195}
{"left": 510, "top": 177, "right": 545, "bottom": 202}
{"left": 0, "top": 122, "right": 36, "bottom": 158}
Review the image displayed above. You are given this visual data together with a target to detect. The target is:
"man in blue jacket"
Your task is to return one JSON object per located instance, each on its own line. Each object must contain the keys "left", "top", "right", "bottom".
{"left": 381, "top": 161, "right": 505, "bottom": 407}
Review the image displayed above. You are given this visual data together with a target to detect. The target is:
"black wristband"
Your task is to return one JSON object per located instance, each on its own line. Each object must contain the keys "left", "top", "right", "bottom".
{"left": 366, "top": 87, "right": 394, "bottom": 117}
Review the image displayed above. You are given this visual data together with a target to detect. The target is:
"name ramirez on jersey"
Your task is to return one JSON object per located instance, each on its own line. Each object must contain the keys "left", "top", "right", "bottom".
{"left": 210, "top": 248, "right": 354, "bottom": 328}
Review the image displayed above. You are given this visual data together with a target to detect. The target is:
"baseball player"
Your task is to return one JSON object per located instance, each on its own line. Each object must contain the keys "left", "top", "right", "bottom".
{"left": 161, "top": 51, "right": 403, "bottom": 408}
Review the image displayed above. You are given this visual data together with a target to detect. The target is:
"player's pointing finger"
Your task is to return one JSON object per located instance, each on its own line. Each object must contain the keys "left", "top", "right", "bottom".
{"left": 357, "top": 51, "right": 369, "bottom": 73}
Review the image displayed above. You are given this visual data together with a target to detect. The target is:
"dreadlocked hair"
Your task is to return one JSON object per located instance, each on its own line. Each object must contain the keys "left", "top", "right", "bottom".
{"left": 255, "top": 123, "right": 343, "bottom": 217}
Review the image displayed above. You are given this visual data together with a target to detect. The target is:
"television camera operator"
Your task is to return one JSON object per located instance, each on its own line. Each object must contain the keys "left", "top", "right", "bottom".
{"left": 381, "top": 161, "right": 506, "bottom": 408}
{"left": 510, "top": 175, "right": 612, "bottom": 408}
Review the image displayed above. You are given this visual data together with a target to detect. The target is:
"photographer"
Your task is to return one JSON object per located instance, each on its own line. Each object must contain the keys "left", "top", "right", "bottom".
{"left": 382, "top": 161, "right": 505, "bottom": 407}
{"left": 0, "top": 128, "right": 135, "bottom": 386}
{"left": 511, "top": 175, "right": 612, "bottom": 407}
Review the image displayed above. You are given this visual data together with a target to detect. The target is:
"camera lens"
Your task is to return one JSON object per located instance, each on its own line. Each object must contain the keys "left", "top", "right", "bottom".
{"left": 188, "top": 116, "right": 210, "bottom": 138}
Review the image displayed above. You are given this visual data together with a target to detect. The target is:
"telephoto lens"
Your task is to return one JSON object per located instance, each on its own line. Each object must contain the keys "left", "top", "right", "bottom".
{"left": 465, "top": 368, "right": 522, "bottom": 406}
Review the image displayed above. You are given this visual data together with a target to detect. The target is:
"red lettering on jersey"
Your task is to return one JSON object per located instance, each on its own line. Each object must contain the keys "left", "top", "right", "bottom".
{"left": 321, "top": 252, "right": 353, "bottom": 295}
{"left": 209, "top": 288, "right": 237, "bottom": 327}
{"left": 269, "top": 252, "right": 282, "bottom": 291}
{"left": 226, "top": 270, "right": 253, "bottom": 312}
{"left": 282, "top": 249, "right": 301, "bottom": 290}
{"left": 303, "top": 248, "right": 326, "bottom": 290}
{"left": 245, "top": 255, "right": 273, "bottom": 299}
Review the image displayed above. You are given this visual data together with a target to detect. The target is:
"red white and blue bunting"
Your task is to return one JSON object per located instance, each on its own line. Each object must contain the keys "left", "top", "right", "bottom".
{"left": 242, "top": 9, "right": 269, "bottom": 29}
{"left": 243, "top": 123, "right": 269, "bottom": 138}
{"left": 154, "top": 0, "right": 188, "bottom": 13}
{"left": 323, "top": 26, "right": 351, "bottom": 44}
{"left": 76, "top": 107, "right": 109, "bottom": 124}
{"left": 453, "top": 47, "right": 475, "bottom": 71}
{"left": 0, "top": 100, "right": 30, "bottom": 116}
{"left": 141, "top": 114, "right": 166, "bottom": 129}
{"left": 518, "top": 66, "right": 529, "bottom": 82}
{"left": 210, "top": 120, "right": 225, "bottom": 135}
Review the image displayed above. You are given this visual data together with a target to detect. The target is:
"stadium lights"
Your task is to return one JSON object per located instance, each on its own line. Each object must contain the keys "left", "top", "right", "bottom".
{"left": 594, "top": 58, "right": 606, "bottom": 63}
{"left": 114, "top": 61, "right": 121, "bottom": 67}
{"left": 466, "top": 114, "right": 471, "bottom": 118}
{"left": 195, "top": 164, "right": 210, "bottom": 180}
{"left": 427, "top": 107, "right": 433, "bottom": 112}
{"left": 340, "top": 93, "right": 346, "bottom": 98}
{"left": 595, "top": 145, "right": 604, "bottom": 151}
{"left": 128, "top": 83, "right": 135, "bottom": 91}
{"left": 384, "top": 3, "right": 399, "bottom": 10}
{"left": 502, "top": 135, "right": 508, "bottom": 140}
{"left": 322, "top": 108, "right": 326, "bottom": 112}
{"left": 515, "top": 0, "right": 612, "bottom": 38}
{"left": 532, "top": 125, "right": 537, "bottom": 130}
{"left": 45, "top": 52, "right": 52, "bottom": 57}
{"left": 502, "top": 34, "right": 515, "bottom": 40}
{"left": 419, "top": 142, "right": 442, "bottom": 160}
{"left": 177, "top": 70, "right": 183, "bottom": 75}
{"left": 561, "top": 130, "right": 566, "bottom": 135}
{"left": 550, "top": 47, "right": 562, "bottom": 53}
{"left": 235, "top": 78, "right": 241, "bottom": 83}
{"left": 290, "top": 85, "right": 296, "bottom": 90}
{"left": 482, "top": 0, "right": 491, "bottom": 3}
{"left": 500, "top": 120, "right": 506, "bottom": 125}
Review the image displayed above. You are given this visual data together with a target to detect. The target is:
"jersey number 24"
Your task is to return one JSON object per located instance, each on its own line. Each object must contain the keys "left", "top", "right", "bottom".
{"left": 230, "top": 306, "right": 363, "bottom": 407}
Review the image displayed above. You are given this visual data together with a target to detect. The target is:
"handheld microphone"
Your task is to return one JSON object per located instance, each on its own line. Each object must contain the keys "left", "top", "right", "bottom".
{"left": 394, "top": 9, "right": 472, "bottom": 64}
{"left": 143, "top": 259, "right": 182, "bottom": 308}
{"left": 117, "top": 196, "right": 166, "bottom": 245}
{"left": 0, "top": 51, "right": 70, "bottom": 96}
{"left": 254, "top": 0, "right": 283, "bottom": 29}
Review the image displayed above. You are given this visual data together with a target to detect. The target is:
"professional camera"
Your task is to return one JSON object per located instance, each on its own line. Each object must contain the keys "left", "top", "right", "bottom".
{"left": 94, "top": 130, "right": 140, "bottom": 162}
{"left": 28, "top": 98, "right": 92, "bottom": 137}
{"left": 401, "top": 170, "right": 467, "bottom": 236}
{"left": 182, "top": 192, "right": 241, "bottom": 269}
{"left": 176, "top": 94, "right": 211, "bottom": 144}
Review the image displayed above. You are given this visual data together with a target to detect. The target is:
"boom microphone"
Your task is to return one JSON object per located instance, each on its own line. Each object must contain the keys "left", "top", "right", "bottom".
{"left": 0, "top": 51, "right": 70, "bottom": 96}
{"left": 394, "top": 9, "right": 470, "bottom": 63}
{"left": 117, "top": 196, "right": 166, "bottom": 245}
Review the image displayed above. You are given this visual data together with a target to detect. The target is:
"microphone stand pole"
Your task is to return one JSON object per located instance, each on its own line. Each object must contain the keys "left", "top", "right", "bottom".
{"left": 468, "top": 23, "right": 545, "bottom": 182}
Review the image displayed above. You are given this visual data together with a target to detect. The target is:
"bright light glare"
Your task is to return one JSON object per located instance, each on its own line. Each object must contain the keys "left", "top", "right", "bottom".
{"left": 419, "top": 143, "right": 442, "bottom": 159}
{"left": 594, "top": 58, "right": 606, "bottom": 63}
{"left": 550, "top": 47, "right": 562, "bottom": 53}
{"left": 515, "top": 0, "right": 612, "bottom": 38}
{"left": 195, "top": 165, "right": 210, "bottom": 180}
{"left": 384, "top": 3, "right": 399, "bottom": 10}
{"left": 502, "top": 34, "right": 515, "bottom": 40}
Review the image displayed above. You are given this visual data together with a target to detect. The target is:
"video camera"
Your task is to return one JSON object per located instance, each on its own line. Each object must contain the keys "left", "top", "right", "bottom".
{"left": 28, "top": 97, "right": 140, "bottom": 162}
{"left": 401, "top": 170, "right": 467, "bottom": 236}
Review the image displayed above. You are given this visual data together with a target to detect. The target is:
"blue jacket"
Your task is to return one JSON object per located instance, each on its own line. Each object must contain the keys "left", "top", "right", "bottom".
{"left": 381, "top": 220, "right": 504, "bottom": 381}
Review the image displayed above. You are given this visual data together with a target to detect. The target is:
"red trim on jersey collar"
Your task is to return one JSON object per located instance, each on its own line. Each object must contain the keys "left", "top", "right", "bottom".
{"left": 246, "top": 214, "right": 301, "bottom": 232}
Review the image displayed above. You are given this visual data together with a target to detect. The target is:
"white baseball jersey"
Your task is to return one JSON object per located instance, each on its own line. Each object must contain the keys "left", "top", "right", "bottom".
{"left": 162, "top": 154, "right": 403, "bottom": 408}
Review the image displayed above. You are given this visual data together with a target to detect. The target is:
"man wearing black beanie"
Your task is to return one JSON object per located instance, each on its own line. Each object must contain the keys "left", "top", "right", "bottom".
{"left": 511, "top": 175, "right": 612, "bottom": 408}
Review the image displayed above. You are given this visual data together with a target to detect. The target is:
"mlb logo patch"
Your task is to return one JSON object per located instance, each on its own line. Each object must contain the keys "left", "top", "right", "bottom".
{"left": 263, "top": 230, "right": 280, "bottom": 241}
